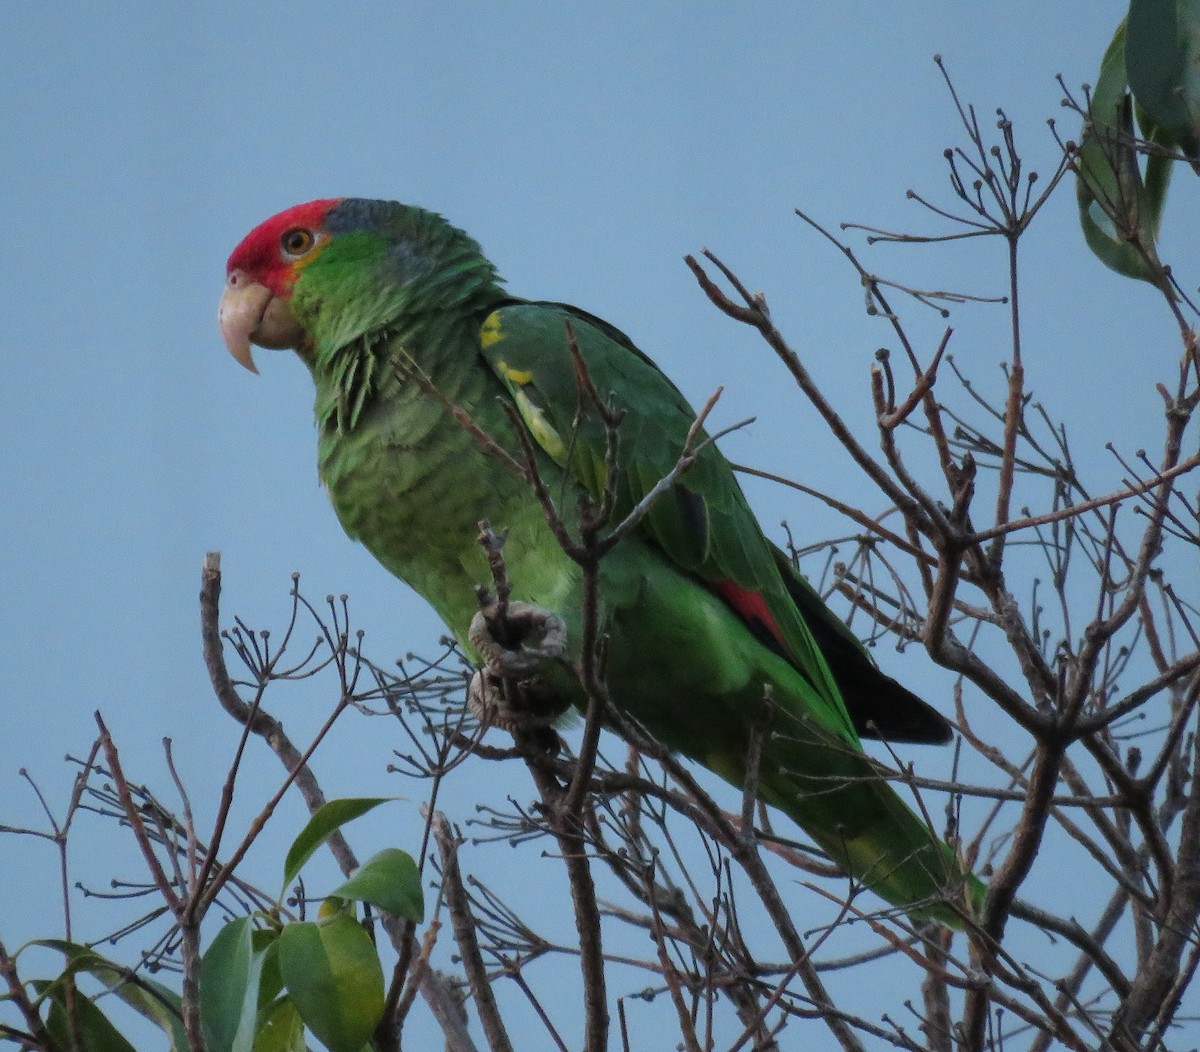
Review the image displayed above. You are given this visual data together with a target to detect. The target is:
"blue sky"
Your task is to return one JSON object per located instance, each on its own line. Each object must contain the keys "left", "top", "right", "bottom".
{"left": 3, "top": 2, "right": 1191, "bottom": 1047}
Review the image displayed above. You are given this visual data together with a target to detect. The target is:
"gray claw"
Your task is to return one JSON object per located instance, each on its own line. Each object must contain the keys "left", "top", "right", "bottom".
{"left": 466, "top": 602, "right": 569, "bottom": 731}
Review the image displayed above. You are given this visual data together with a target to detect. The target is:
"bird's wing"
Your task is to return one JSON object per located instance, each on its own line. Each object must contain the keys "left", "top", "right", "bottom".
{"left": 477, "top": 299, "right": 858, "bottom": 744}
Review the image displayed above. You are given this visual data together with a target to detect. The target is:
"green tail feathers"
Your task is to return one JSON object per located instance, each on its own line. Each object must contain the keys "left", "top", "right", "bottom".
{"left": 759, "top": 728, "right": 983, "bottom": 928}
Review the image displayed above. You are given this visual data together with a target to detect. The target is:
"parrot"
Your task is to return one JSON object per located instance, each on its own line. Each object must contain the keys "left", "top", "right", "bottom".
{"left": 219, "top": 198, "right": 980, "bottom": 926}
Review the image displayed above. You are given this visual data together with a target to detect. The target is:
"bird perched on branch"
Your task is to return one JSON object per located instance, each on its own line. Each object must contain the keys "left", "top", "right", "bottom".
{"left": 219, "top": 198, "right": 980, "bottom": 925}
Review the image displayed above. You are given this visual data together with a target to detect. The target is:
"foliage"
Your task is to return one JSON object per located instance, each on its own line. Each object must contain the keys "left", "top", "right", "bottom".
{"left": 1076, "top": 0, "right": 1200, "bottom": 283}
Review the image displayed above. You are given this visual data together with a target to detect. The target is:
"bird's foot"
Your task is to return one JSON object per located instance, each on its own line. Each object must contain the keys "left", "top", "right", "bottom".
{"left": 467, "top": 601, "right": 569, "bottom": 732}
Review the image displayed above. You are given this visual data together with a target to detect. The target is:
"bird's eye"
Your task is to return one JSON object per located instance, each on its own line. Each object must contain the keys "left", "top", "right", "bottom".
{"left": 280, "top": 228, "right": 316, "bottom": 257}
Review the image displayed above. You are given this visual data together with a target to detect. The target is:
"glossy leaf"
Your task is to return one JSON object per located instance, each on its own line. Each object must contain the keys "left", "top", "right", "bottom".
{"left": 255, "top": 931, "right": 284, "bottom": 1009}
{"left": 33, "top": 940, "right": 187, "bottom": 1052}
{"left": 330, "top": 848, "right": 424, "bottom": 922}
{"left": 277, "top": 915, "right": 385, "bottom": 1052}
{"left": 282, "top": 797, "right": 393, "bottom": 890}
{"left": 1076, "top": 18, "right": 1168, "bottom": 282}
{"left": 201, "top": 917, "right": 271, "bottom": 1052}
{"left": 253, "top": 997, "right": 307, "bottom": 1052}
{"left": 43, "top": 980, "right": 137, "bottom": 1052}
{"left": 1127, "top": 0, "right": 1200, "bottom": 157}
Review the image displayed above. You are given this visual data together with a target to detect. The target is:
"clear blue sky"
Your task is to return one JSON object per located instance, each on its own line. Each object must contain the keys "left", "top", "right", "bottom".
{"left": 3, "top": 2, "right": 1187, "bottom": 1047}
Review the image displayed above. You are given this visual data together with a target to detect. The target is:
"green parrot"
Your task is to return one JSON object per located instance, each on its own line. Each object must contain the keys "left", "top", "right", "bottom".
{"left": 219, "top": 198, "right": 979, "bottom": 926}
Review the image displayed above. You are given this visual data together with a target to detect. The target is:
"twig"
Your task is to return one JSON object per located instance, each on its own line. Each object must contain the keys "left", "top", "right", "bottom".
{"left": 434, "top": 814, "right": 513, "bottom": 1052}
{"left": 0, "top": 938, "right": 58, "bottom": 1052}
{"left": 967, "top": 453, "right": 1200, "bottom": 544}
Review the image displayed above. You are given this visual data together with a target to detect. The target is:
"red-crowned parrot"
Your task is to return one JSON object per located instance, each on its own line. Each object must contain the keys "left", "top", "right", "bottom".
{"left": 219, "top": 198, "right": 979, "bottom": 925}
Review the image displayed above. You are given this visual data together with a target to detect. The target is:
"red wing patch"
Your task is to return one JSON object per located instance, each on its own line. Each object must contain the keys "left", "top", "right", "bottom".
{"left": 716, "top": 579, "right": 791, "bottom": 659}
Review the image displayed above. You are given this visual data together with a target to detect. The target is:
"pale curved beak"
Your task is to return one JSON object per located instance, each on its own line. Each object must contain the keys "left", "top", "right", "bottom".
{"left": 218, "top": 270, "right": 306, "bottom": 373}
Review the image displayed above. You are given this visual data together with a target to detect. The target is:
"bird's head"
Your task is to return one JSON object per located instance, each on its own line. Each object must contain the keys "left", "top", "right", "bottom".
{"left": 219, "top": 198, "right": 501, "bottom": 372}
{"left": 219, "top": 199, "right": 342, "bottom": 372}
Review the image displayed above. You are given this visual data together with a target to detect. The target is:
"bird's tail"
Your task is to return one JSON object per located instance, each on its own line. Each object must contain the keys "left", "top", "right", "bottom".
{"left": 759, "top": 735, "right": 984, "bottom": 929}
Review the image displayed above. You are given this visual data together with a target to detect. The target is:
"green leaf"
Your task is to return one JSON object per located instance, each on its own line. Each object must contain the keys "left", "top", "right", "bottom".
{"left": 32, "top": 940, "right": 187, "bottom": 1052}
{"left": 106, "top": 975, "right": 187, "bottom": 1051}
{"left": 1137, "top": 100, "right": 1182, "bottom": 234}
{"left": 255, "top": 932, "right": 285, "bottom": 1009}
{"left": 201, "top": 917, "right": 271, "bottom": 1052}
{"left": 44, "top": 980, "right": 137, "bottom": 1052}
{"left": 253, "top": 997, "right": 307, "bottom": 1052}
{"left": 282, "top": 797, "right": 394, "bottom": 890}
{"left": 1127, "top": 0, "right": 1200, "bottom": 157}
{"left": 330, "top": 848, "right": 424, "bottom": 922}
{"left": 277, "top": 916, "right": 385, "bottom": 1052}
{"left": 1076, "top": 18, "right": 1168, "bottom": 283}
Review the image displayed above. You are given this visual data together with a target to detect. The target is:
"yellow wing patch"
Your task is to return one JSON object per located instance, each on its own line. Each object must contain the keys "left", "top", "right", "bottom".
{"left": 498, "top": 360, "right": 534, "bottom": 385}
{"left": 480, "top": 308, "right": 565, "bottom": 462}
{"left": 480, "top": 310, "right": 505, "bottom": 348}
{"left": 513, "top": 388, "right": 566, "bottom": 462}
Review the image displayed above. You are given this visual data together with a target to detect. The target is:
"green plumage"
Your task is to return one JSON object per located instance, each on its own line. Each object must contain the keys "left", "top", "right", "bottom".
{"left": 255, "top": 198, "right": 980, "bottom": 926}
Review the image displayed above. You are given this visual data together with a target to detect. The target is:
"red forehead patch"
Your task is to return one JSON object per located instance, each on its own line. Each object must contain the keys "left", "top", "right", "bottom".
{"left": 226, "top": 199, "right": 343, "bottom": 291}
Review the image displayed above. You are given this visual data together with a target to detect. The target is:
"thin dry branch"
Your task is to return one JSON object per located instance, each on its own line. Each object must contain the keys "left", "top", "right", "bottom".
{"left": 968, "top": 452, "right": 1200, "bottom": 545}
{"left": 684, "top": 248, "right": 943, "bottom": 540}
{"left": 433, "top": 814, "right": 513, "bottom": 1052}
